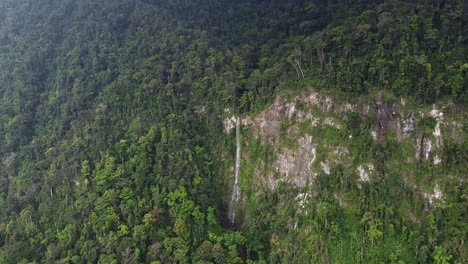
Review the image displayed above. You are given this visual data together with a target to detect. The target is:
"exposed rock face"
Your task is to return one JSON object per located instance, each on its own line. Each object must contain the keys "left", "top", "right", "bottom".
{"left": 223, "top": 116, "right": 236, "bottom": 133}
{"left": 423, "top": 184, "right": 444, "bottom": 207}
{"left": 400, "top": 112, "right": 416, "bottom": 137}
{"left": 254, "top": 98, "right": 286, "bottom": 141}
{"left": 324, "top": 117, "right": 341, "bottom": 129}
{"left": 321, "top": 162, "right": 330, "bottom": 175}
{"left": 430, "top": 107, "right": 443, "bottom": 148}
{"left": 220, "top": 88, "right": 465, "bottom": 241}
{"left": 357, "top": 163, "right": 374, "bottom": 182}
{"left": 375, "top": 102, "right": 398, "bottom": 140}
{"left": 295, "top": 193, "right": 311, "bottom": 215}
{"left": 222, "top": 89, "right": 464, "bottom": 200}
{"left": 241, "top": 91, "right": 343, "bottom": 142}
{"left": 271, "top": 134, "right": 317, "bottom": 189}
{"left": 417, "top": 137, "right": 433, "bottom": 160}
{"left": 250, "top": 95, "right": 316, "bottom": 142}
{"left": 413, "top": 107, "right": 454, "bottom": 163}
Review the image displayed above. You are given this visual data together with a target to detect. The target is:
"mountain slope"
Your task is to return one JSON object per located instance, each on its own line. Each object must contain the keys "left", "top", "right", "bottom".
{"left": 0, "top": 0, "right": 465, "bottom": 263}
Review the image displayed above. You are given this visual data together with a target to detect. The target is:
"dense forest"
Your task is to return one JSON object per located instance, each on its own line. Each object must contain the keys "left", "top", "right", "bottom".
{"left": 0, "top": 0, "right": 466, "bottom": 263}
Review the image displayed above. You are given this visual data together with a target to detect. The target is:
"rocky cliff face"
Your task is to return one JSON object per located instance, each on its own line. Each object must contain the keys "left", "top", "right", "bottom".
{"left": 224, "top": 88, "right": 465, "bottom": 220}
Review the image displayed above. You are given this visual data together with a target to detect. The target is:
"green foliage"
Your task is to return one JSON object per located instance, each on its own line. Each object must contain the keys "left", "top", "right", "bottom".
{"left": 0, "top": 0, "right": 465, "bottom": 263}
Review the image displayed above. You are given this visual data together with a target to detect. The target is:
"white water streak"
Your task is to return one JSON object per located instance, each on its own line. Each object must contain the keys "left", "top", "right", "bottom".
{"left": 228, "top": 117, "right": 241, "bottom": 223}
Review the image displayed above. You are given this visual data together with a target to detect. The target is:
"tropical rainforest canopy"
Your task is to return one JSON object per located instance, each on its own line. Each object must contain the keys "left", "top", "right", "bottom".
{"left": 0, "top": 0, "right": 466, "bottom": 263}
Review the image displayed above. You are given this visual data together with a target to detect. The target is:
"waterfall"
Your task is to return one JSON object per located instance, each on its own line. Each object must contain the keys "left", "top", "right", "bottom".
{"left": 228, "top": 116, "right": 241, "bottom": 224}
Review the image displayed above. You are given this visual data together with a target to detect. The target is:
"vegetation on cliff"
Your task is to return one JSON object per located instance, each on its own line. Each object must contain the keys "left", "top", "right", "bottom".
{"left": 0, "top": 0, "right": 465, "bottom": 263}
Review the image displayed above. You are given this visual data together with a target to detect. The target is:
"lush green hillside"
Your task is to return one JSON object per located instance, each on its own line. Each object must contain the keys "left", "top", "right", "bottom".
{"left": 0, "top": 0, "right": 466, "bottom": 263}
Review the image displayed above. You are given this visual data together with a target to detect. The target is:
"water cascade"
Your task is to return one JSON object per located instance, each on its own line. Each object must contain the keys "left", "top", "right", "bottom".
{"left": 228, "top": 116, "right": 241, "bottom": 224}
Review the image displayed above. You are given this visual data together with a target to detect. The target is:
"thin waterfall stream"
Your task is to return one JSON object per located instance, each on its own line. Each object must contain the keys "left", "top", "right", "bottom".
{"left": 228, "top": 116, "right": 241, "bottom": 224}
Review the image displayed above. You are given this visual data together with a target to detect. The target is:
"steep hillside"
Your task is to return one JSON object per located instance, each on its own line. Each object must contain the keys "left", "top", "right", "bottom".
{"left": 0, "top": 0, "right": 466, "bottom": 263}
{"left": 224, "top": 88, "right": 466, "bottom": 262}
